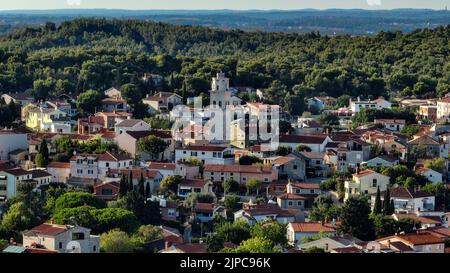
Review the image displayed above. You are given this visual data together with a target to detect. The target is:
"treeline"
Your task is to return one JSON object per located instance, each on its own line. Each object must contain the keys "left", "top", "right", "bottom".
{"left": 0, "top": 18, "right": 448, "bottom": 113}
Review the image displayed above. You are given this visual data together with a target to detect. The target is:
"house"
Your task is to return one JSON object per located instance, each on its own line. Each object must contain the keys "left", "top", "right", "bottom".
{"left": 393, "top": 213, "right": 442, "bottom": 229}
{"left": 115, "top": 119, "right": 151, "bottom": 135}
{"left": 104, "top": 87, "right": 122, "bottom": 99}
{"left": 175, "top": 161, "right": 201, "bottom": 180}
{"left": 93, "top": 181, "right": 120, "bottom": 201}
{"left": 408, "top": 135, "right": 441, "bottom": 158}
{"left": 415, "top": 167, "right": 443, "bottom": 184}
{"left": 0, "top": 168, "right": 34, "bottom": 198}
{"left": 246, "top": 102, "right": 280, "bottom": 141}
{"left": 234, "top": 203, "right": 304, "bottom": 225}
{"left": 148, "top": 162, "right": 176, "bottom": 177}
{"left": 298, "top": 151, "right": 328, "bottom": 178}
{"left": 371, "top": 186, "right": 435, "bottom": 214}
{"left": 295, "top": 118, "right": 324, "bottom": 135}
{"left": 279, "top": 134, "right": 331, "bottom": 152}
{"left": 115, "top": 130, "right": 173, "bottom": 161}
{"left": 77, "top": 116, "right": 105, "bottom": 135}
{"left": 203, "top": 164, "right": 279, "bottom": 185}
{"left": 142, "top": 73, "right": 164, "bottom": 85}
{"left": 297, "top": 235, "right": 363, "bottom": 252}
{"left": 46, "top": 162, "right": 71, "bottom": 183}
{"left": 374, "top": 119, "right": 406, "bottom": 132}
{"left": 70, "top": 152, "right": 133, "bottom": 181}
{"left": 101, "top": 98, "right": 127, "bottom": 112}
{"left": 29, "top": 169, "right": 52, "bottom": 187}
{"left": 287, "top": 222, "right": 337, "bottom": 246}
{"left": 26, "top": 107, "right": 71, "bottom": 133}
{"left": 0, "top": 129, "right": 28, "bottom": 161}
{"left": 270, "top": 155, "right": 306, "bottom": 181}
{"left": 377, "top": 232, "right": 445, "bottom": 253}
{"left": 143, "top": 92, "right": 183, "bottom": 114}
{"left": 437, "top": 97, "right": 450, "bottom": 121}
{"left": 194, "top": 203, "right": 226, "bottom": 223}
{"left": 419, "top": 105, "right": 437, "bottom": 122}
{"left": 177, "top": 179, "right": 213, "bottom": 198}
{"left": 364, "top": 155, "right": 399, "bottom": 167}
{"left": 307, "top": 96, "right": 336, "bottom": 111}
{"left": 161, "top": 201, "right": 179, "bottom": 222}
{"left": 175, "top": 145, "right": 234, "bottom": 165}
{"left": 344, "top": 169, "right": 390, "bottom": 201}
{"left": 1, "top": 93, "right": 34, "bottom": 105}
{"left": 23, "top": 223, "right": 100, "bottom": 253}
{"left": 277, "top": 193, "right": 311, "bottom": 210}
{"left": 350, "top": 97, "right": 392, "bottom": 114}
{"left": 284, "top": 182, "right": 321, "bottom": 208}
{"left": 95, "top": 111, "right": 132, "bottom": 130}
{"left": 107, "top": 168, "right": 163, "bottom": 195}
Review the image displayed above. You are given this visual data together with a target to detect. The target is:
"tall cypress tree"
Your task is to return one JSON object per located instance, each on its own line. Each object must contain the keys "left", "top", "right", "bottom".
{"left": 138, "top": 173, "right": 145, "bottom": 197}
{"left": 389, "top": 199, "right": 395, "bottom": 215}
{"left": 128, "top": 171, "right": 134, "bottom": 191}
{"left": 145, "top": 183, "right": 151, "bottom": 199}
{"left": 383, "top": 188, "right": 391, "bottom": 215}
{"left": 39, "top": 138, "right": 49, "bottom": 161}
{"left": 373, "top": 186, "right": 382, "bottom": 214}
{"left": 119, "top": 174, "right": 128, "bottom": 197}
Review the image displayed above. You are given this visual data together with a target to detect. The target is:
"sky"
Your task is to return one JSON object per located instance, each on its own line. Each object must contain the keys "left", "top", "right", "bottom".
{"left": 0, "top": 0, "right": 449, "bottom": 10}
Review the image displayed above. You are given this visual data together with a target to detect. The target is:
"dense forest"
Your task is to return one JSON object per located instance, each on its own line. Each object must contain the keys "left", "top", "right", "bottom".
{"left": 0, "top": 18, "right": 448, "bottom": 116}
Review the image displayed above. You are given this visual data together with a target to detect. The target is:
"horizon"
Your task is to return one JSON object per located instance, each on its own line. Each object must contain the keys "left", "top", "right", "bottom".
{"left": 0, "top": 0, "right": 449, "bottom": 11}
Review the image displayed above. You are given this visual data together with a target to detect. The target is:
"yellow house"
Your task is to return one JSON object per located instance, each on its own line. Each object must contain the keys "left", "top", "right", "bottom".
{"left": 26, "top": 107, "right": 71, "bottom": 133}
{"left": 344, "top": 169, "right": 390, "bottom": 201}
{"left": 230, "top": 118, "right": 247, "bottom": 149}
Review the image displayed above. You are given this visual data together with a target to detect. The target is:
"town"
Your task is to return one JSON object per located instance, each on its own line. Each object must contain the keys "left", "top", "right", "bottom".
{"left": 0, "top": 69, "right": 449, "bottom": 254}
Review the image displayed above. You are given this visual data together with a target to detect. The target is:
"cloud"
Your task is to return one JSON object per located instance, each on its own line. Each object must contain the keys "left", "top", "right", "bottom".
{"left": 366, "top": 0, "right": 382, "bottom": 6}
{"left": 67, "top": 0, "right": 82, "bottom": 6}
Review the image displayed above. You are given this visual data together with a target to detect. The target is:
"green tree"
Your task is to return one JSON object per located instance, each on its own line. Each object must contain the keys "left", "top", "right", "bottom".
{"left": 100, "top": 229, "right": 137, "bottom": 253}
{"left": 373, "top": 186, "right": 382, "bottom": 214}
{"left": 338, "top": 196, "right": 375, "bottom": 241}
{"left": 251, "top": 220, "right": 287, "bottom": 247}
{"left": 276, "top": 146, "right": 292, "bottom": 156}
{"left": 223, "top": 179, "right": 240, "bottom": 194}
{"left": 137, "top": 135, "right": 168, "bottom": 161}
{"left": 119, "top": 174, "right": 128, "bottom": 197}
{"left": 54, "top": 192, "right": 106, "bottom": 213}
{"left": 206, "top": 234, "right": 225, "bottom": 253}
{"left": 238, "top": 155, "right": 263, "bottom": 166}
{"left": 215, "top": 221, "right": 251, "bottom": 245}
{"left": 223, "top": 195, "right": 242, "bottom": 216}
{"left": 76, "top": 89, "right": 103, "bottom": 116}
{"left": 235, "top": 237, "right": 278, "bottom": 253}
{"left": 296, "top": 144, "right": 312, "bottom": 152}
{"left": 318, "top": 112, "right": 340, "bottom": 128}
{"left": 303, "top": 246, "right": 326, "bottom": 253}
{"left": 383, "top": 188, "right": 392, "bottom": 215}
{"left": 424, "top": 158, "right": 446, "bottom": 174}
{"left": 39, "top": 138, "right": 49, "bottom": 164}
{"left": 246, "top": 178, "right": 263, "bottom": 195}
{"left": 160, "top": 175, "right": 183, "bottom": 195}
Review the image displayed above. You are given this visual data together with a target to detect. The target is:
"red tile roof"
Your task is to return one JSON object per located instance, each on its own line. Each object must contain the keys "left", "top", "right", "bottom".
{"left": 147, "top": 162, "right": 176, "bottom": 170}
{"left": 277, "top": 193, "right": 309, "bottom": 200}
{"left": 204, "top": 164, "right": 274, "bottom": 174}
{"left": 47, "top": 162, "right": 70, "bottom": 169}
{"left": 382, "top": 232, "right": 445, "bottom": 246}
{"left": 25, "top": 223, "right": 69, "bottom": 237}
{"left": 195, "top": 203, "right": 215, "bottom": 213}
{"left": 180, "top": 179, "right": 209, "bottom": 188}
{"left": 177, "top": 145, "right": 228, "bottom": 152}
{"left": 289, "top": 222, "right": 336, "bottom": 233}
{"left": 353, "top": 169, "right": 377, "bottom": 178}
{"left": 290, "top": 183, "right": 320, "bottom": 190}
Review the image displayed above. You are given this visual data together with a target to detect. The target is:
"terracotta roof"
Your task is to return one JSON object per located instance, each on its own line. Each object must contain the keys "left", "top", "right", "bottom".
{"left": 126, "top": 130, "right": 172, "bottom": 140}
{"left": 174, "top": 243, "right": 207, "bottom": 253}
{"left": 243, "top": 204, "right": 282, "bottom": 216}
{"left": 116, "top": 119, "right": 147, "bottom": 128}
{"left": 299, "top": 152, "right": 325, "bottom": 159}
{"left": 144, "top": 92, "right": 180, "bottom": 101}
{"left": 408, "top": 135, "right": 439, "bottom": 145}
{"left": 332, "top": 246, "right": 363, "bottom": 253}
{"left": 148, "top": 162, "right": 176, "bottom": 170}
{"left": 204, "top": 164, "right": 274, "bottom": 174}
{"left": 415, "top": 167, "right": 438, "bottom": 175}
{"left": 195, "top": 203, "right": 215, "bottom": 213}
{"left": 177, "top": 145, "right": 228, "bottom": 152}
{"left": 390, "top": 187, "right": 434, "bottom": 199}
{"left": 96, "top": 111, "right": 132, "bottom": 117}
{"left": 389, "top": 241, "right": 414, "bottom": 252}
{"left": 180, "top": 179, "right": 209, "bottom": 188}
{"left": 289, "top": 222, "right": 336, "bottom": 233}
{"left": 272, "top": 156, "right": 296, "bottom": 165}
{"left": 380, "top": 232, "right": 445, "bottom": 246}
{"left": 290, "top": 183, "right": 320, "bottom": 190}
{"left": 394, "top": 214, "right": 441, "bottom": 225}
{"left": 280, "top": 134, "right": 328, "bottom": 144}
{"left": 374, "top": 119, "right": 406, "bottom": 125}
{"left": 47, "top": 162, "right": 70, "bottom": 169}
{"left": 2, "top": 168, "right": 31, "bottom": 176}
{"left": 277, "top": 193, "right": 309, "bottom": 200}
{"left": 24, "top": 223, "right": 69, "bottom": 237}
{"left": 420, "top": 227, "right": 450, "bottom": 238}
{"left": 352, "top": 169, "right": 378, "bottom": 178}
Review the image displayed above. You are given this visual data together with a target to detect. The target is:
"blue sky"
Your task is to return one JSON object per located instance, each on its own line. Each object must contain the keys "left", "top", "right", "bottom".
{"left": 0, "top": 0, "right": 449, "bottom": 10}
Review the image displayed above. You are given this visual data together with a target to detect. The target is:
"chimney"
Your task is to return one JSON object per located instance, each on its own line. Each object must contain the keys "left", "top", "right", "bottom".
{"left": 325, "top": 243, "right": 329, "bottom": 252}
{"left": 50, "top": 218, "right": 55, "bottom": 225}
{"left": 387, "top": 240, "right": 391, "bottom": 249}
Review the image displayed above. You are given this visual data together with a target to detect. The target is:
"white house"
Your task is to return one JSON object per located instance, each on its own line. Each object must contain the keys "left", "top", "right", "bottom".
{"left": 0, "top": 168, "right": 34, "bottom": 198}
{"left": 415, "top": 167, "right": 443, "bottom": 184}
{"left": 147, "top": 162, "right": 176, "bottom": 177}
{"left": 70, "top": 152, "right": 134, "bottom": 181}
{"left": 364, "top": 155, "right": 399, "bottom": 168}
{"left": 307, "top": 96, "right": 336, "bottom": 111}
{"left": 23, "top": 223, "right": 100, "bottom": 253}
{"left": 279, "top": 134, "right": 332, "bottom": 152}
{"left": 115, "top": 119, "right": 151, "bottom": 135}
{"left": 143, "top": 92, "right": 183, "bottom": 114}
{"left": 344, "top": 169, "right": 390, "bottom": 201}
{"left": 371, "top": 186, "right": 435, "bottom": 214}
{"left": 175, "top": 145, "right": 234, "bottom": 165}
{"left": 0, "top": 129, "right": 28, "bottom": 161}
{"left": 287, "top": 222, "right": 337, "bottom": 246}
{"left": 46, "top": 162, "right": 71, "bottom": 183}
{"left": 350, "top": 97, "right": 392, "bottom": 114}
{"left": 374, "top": 119, "right": 406, "bottom": 132}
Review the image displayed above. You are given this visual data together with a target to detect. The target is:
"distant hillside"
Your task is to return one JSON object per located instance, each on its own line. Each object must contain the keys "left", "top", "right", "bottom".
{"left": 0, "top": 18, "right": 448, "bottom": 113}
{"left": 0, "top": 9, "right": 449, "bottom": 35}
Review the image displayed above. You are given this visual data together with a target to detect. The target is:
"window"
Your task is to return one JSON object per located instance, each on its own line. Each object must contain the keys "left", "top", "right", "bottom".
{"left": 288, "top": 201, "right": 293, "bottom": 206}
{"left": 316, "top": 160, "right": 321, "bottom": 165}
{"left": 88, "top": 170, "right": 94, "bottom": 175}
{"left": 77, "top": 169, "right": 83, "bottom": 175}
{"left": 72, "top": 232, "right": 85, "bottom": 240}
{"left": 310, "top": 190, "right": 315, "bottom": 194}
{"left": 293, "top": 165, "right": 297, "bottom": 170}
{"left": 213, "top": 152, "right": 217, "bottom": 158}
{"left": 93, "top": 246, "right": 97, "bottom": 252}
{"left": 87, "top": 160, "right": 94, "bottom": 165}
{"left": 59, "top": 242, "right": 63, "bottom": 249}
{"left": 372, "top": 179, "right": 377, "bottom": 187}
{"left": 297, "top": 201, "right": 302, "bottom": 206}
